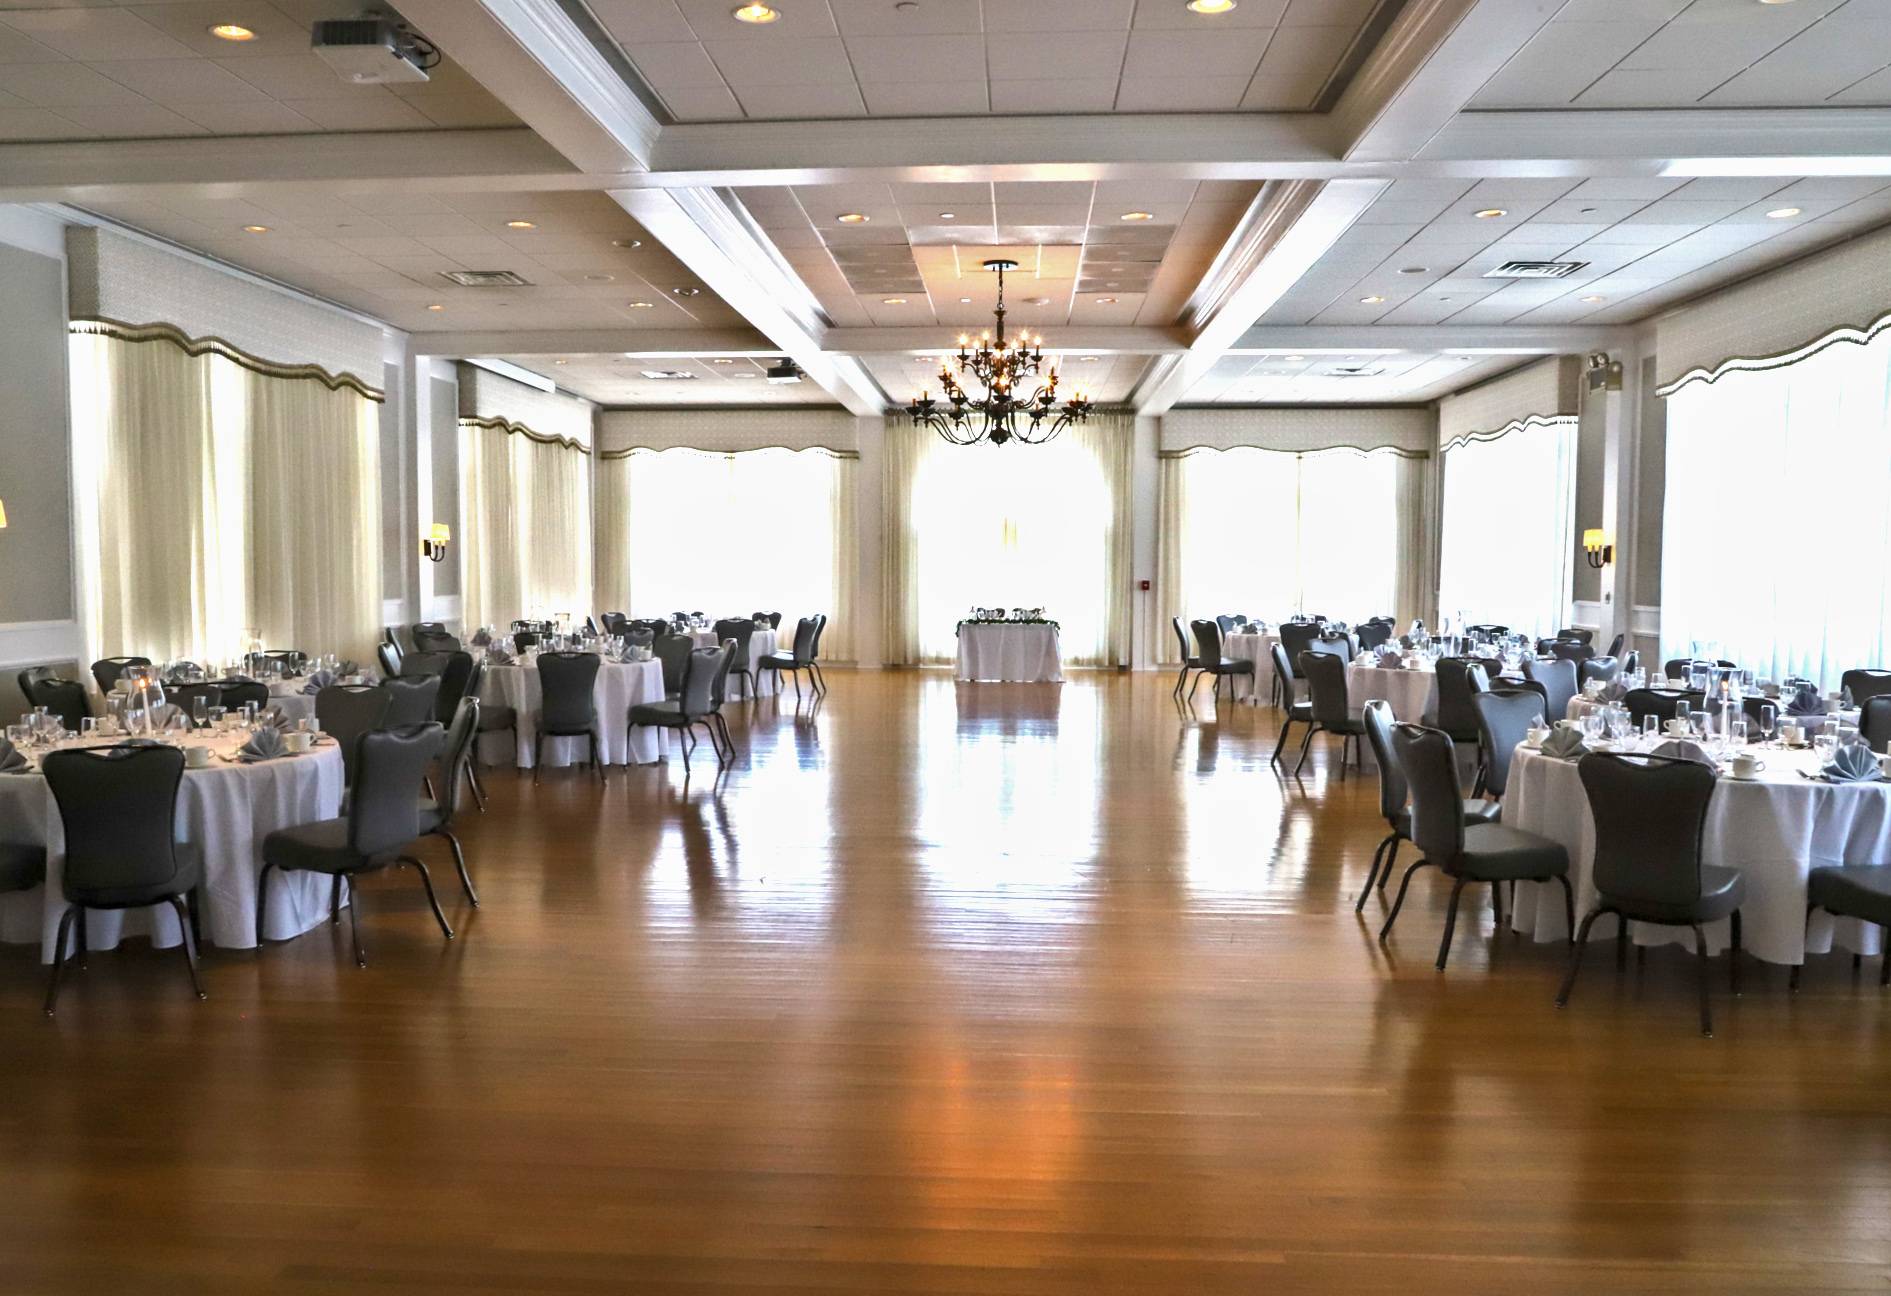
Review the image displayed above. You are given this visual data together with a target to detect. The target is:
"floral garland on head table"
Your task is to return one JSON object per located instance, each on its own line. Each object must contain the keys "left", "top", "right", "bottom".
{"left": 957, "top": 607, "right": 1060, "bottom": 634}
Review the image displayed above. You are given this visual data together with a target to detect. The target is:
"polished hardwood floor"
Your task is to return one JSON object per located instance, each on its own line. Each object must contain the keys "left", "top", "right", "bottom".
{"left": 3, "top": 669, "right": 1889, "bottom": 1293}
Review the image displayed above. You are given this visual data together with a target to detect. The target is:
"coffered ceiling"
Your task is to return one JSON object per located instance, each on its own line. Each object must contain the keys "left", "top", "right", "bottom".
{"left": 8, "top": 0, "right": 1891, "bottom": 414}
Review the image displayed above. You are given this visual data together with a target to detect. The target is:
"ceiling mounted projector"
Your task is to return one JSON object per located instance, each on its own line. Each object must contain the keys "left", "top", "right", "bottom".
{"left": 765, "top": 359, "right": 803, "bottom": 384}
{"left": 311, "top": 16, "right": 438, "bottom": 84}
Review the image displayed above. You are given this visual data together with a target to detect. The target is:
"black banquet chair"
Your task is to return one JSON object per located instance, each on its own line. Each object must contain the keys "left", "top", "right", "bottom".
{"left": 18, "top": 667, "right": 90, "bottom": 734}
{"left": 1294, "top": 649, "right": 1366, "bottom": 780}
{"left": 1268, "top": 642, "right": 1312, "bottom": 768}
{"left": 379, "top": 674, "right": 441, "bottom": 728}
{"left": 713, "top": 618, "right": 759, "bottom": 700}
{"left": 761, "top": 615, "right": 827, "bottom": 700}
{"left": 90, "top": 655, "right": 150, "bottom": 696}
{"left": 1171, "top": 617, "right": 1205, "bottom": 701}
{"left": 1473, "top": 688, "right": 1545, "bottom": 809}
{"left": 423, "top": 698, "right": 482, "bottom": 906}
{"left": 1379, "top": 723, "right": 1572, "bottom": 971}
{"left": 316, "top": 684, "right": 393, "bottom": 786}
{"left": 1188, "top": 619, "right": 1254, "bottom": 703}
{"left": 1429, "top": 657, "right": 1488, "bottom": 749}
{"left": 40, "top": 744, "right": 205, "bottom": 1015}
{"left": 461, "top": 660, "right": 513, "bottom": 808}
{"left": 1557, "top": 753, "right": 1745, "bottom": 1035}
{"left": 629, "top": 644, "right": 730, "bottom": 778}
{"left": 1795, "top": 863, "right": 1891, "bottom": 990}
{"left": 1523, "top": 656, "right": 1579, "bottom": 725}
{"left": 401, "top": 649, "right": 475, "bottom": 724}
{"left": 1356, "top": 700, "right": 1499, "bottom": 912}
{"left": 1841, "top": 668, "right": 1891, "bottom": 706}
{"left": 534, "top": 650, "right": 605, "bottom": 782}
{"left": 258, "top": 724, "right": 453, "bottom": 968}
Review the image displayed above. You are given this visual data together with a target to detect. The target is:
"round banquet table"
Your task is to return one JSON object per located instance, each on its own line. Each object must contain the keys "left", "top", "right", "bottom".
{"left": 477, "top": 657, "right": 669, "bottom": 768}
{"left": 1224, "top": 632, "right": 1280, "bottom": 705}
{"left": 956, "top": 623, "right": 1062, "bottom": 683}
{"left": 0, "top": 734, "right": 345, "bottom": 960}
{"left": 684, "top": 627, "right": 779, "bottom": 697}
{"left": 265, "top": 680, "right": 318, "bottom": 724}
{"left": 1505, "top": 742, "right": 1889, "bottom": 965}
{"left": 1346, "top": 661, "right": 1435, "bottom": 723}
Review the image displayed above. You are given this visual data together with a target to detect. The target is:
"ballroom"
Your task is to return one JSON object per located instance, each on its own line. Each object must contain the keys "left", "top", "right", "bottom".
{"left": 2, "top": 0, "right": 1891, "bottom": 1290}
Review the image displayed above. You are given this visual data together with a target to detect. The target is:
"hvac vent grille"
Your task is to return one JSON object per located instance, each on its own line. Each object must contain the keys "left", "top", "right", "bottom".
{"left": 1484, "top": 260, "right": 1587, "bottom": 279}
{"left": 440, "top": 270, "right": 532, "bottom": 287}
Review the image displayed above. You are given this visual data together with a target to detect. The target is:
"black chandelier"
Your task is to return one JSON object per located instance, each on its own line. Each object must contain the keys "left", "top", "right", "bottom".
{"left": 905, "top": 259, "right": 1093, "bottom": 446}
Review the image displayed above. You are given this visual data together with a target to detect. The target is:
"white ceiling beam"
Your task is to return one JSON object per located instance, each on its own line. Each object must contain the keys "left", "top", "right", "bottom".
{"left": 408, "top": 327, "right": 776, "bottom": 358}
{"left": 820, "top": 326, "right": 1189, "bottom": 356}
{"left": 1423, "top": 107, "right": 1891, "bottom": 170}
{"left": 1227, "top": 325, "right": 1634, "bottom": 354}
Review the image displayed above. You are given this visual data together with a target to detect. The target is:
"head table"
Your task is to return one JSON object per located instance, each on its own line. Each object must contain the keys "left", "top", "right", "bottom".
{"left": 0, "top": 733, "right": 345, "bottom": 962}
{"left": 955, "top": 623, "right": 1062, "bottom": 683}
{"left": 1505, "top": 740, "right": 1888, "bottom": 965}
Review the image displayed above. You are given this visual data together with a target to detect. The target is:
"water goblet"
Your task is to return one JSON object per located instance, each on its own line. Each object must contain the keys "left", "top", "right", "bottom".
{"left": 1689, "top": 709, "right": 1709, "bottom": 739}
{"left": 192, "top": 694, "right": 210, "bottom": 728}
{"left": 1730, "top": 718, "right": 1748, "bottom": 747}
{"left": 1642, "top": 715, "right": 1661, "bottom": 741}
{"left": 1579, "top": 713, "right": 1604, "bottom": 745}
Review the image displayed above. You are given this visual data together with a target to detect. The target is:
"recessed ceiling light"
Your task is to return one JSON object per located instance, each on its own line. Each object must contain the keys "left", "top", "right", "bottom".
{"left": 1186, "top": 0, "right": 1236, "bottom": 12}
{"left": 1096, "top": 297, "right": 1120, "bottom": 303}
{"left": 209, "top": 23, "right": 255, "bottom": 40}
{"left": 1081, "top": 355, "right": 1098, "bottom": 361}
{"left": 584, "top": 274, "right": 614, "bottom": 282}
{"left": 733, "top": 2, "right": 778, "bottom": 21}
{"left": 1360, "top": 295, "right": 1384, "bottom": 303}
{"left": 554, "top": 359, "right": 568, "bottom": 364}
{"left": 426, "top": 304, "right": 444, "bottom": 311}
{"left": 611, "top": 238, "right": 643, "bottom": 249}
{"left": 731, "top": 372, "right": 758, "bottom": 378}
{"left": 837, "top": 213, "right": 868, "bottom": 223}
{"left": 628, "top": 301, "right": 654, "bottom": 308}
{"left": 939, "top": 212, "right": 955, "bottom": 219}
{"left": 959, "top": 296, "right": 972, "bottom": 302}
{"left": 1766, "top": 206, "right": 1801, "bottom": 218}
{"left": 1582, "top": 295, "right": 1604, "bottom": 302}
{"left": 672, "top": 286, "right": 701, "bottom": 296}
{"left": 1474, "top": 208, "right": 1508, "bottom": 218}
{"left": 506, "top": 220, "right": 535, "bottom": 229}
{"left": 1758, "top": 0, "right": 1797, "bottom": 4}
{"left": 882, "top": 297, "right": 906, "bottom": 304}
{"left": 711, "top": 358, "right": 734, "bottom": 363}
{"left": 1120, "top": 211, "right": 1154, "bottom": 221}
{"left": 242, "top": 225, "right": 268, "bottom": 233}
{"left": 1398, "top": 266, "right": 1427, "bottom": 274}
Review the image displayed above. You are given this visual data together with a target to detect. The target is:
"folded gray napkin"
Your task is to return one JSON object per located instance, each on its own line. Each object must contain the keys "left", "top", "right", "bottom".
{"left": 1376, "top": 648, "right": 1402, "bottom": 669}
{"left": 1540, "top": 727, "right": 1588, "bottom": 759}
{"left": 471, "top": 628, "right": 492, "bottom": 647}
{"left": 238, "top": 727, "right": 287, "bottom": 762}
{"left": 1650, "top": 738, "right": 1713, "bottom": 766}
{"left": 301, "top": 669, "right": 338, "bottom": 695}
{"left": 1823, "top": 739, "right": 1881, "bottom": 783}
{"left": 0, "top": 737, "right": 27, "bottom": 773}
{"left": 259, "top": 705, "right": 289, "bottom": 730}
{"left": 1600, "top": 679, "right": 1628, "bottom": 702}
{"left": 485, "top": 643, "right": 514, "bottom": 665}
{"left": 1786, "top": 686, "right": 1827, "bottom": 718}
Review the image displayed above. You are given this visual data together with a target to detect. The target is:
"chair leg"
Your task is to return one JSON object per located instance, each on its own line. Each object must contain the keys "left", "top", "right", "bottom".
{"left": 1881, "top": 923, "right": 1890, "bottom": 985}
{"left": 1356, "top": 835, "right": 1392, "bottom": 913}
{"left": 43, "top": 905, "right": 75, "bottom": 1016}
{"left": 1379, "top": 837, "right": 1400, "bottom": 891}
{"left": 466, "top": 760, "right": 487, "bottom": 810}
{"left": 1293, "top": 723, "right": 1319, "bottom": 776}
{"left": 1730, "top": 908, "right": 1743, "bottom": 995}
{"left": 256, "top": 863, "right": 277, "bottom": 942}
{"left": 1436, "top": 878, "right": 1468, "bottom": 971}
{"left": 1556, "top": 874, "right": 1575, "bottom": 943}
{"left": 812, "top": 662, "right": 827, "bottom": 695}
{"left": 401, "top": 856, "right": 454, "bottom": 940}
{"left": 593, "top": 730, "right": 606, "bottom": 782}
{"left": 1556, "top": 907, "right": 1607, "bottom": 1007}
{"left": 1379, "top": 859, "right": 1433, "bottom": 942}
{"left": 439, "top": 828, "right": 478, "bottom": 906}
{"left": 76, "top": 909, "right": 88, "bottom": 967}
{"left": 532, "top": 732, "right": 543, "bottom": 785}
{"left": 1186, "top": 670, "right": 1203, "bottom": 702}
{"left": 1173, "top": 666, "right": 1188, "bottom": 698}
{"left": 1790, "top": 901, "right": 1815, "bottom": 990}
{"left": 1616, "top": 914, "right": 1629, "bottom": 968}
{"left": 1690, "top": 920, "right": 1714, "bottom": 1037}
{"left": 1269, "top": 716, "right": 1295, "bottom": 767}
{"left": 330, "top": 872, "right": 344, "bottom": 925}
{"left": 347, "top": 875, "right": 367, "bottom": 967}
{"left": 1337, "top": 733, "right": 1349, "bottom": 783}
{"left": 166, "top": 895, "right": 207, "bottom": 1000}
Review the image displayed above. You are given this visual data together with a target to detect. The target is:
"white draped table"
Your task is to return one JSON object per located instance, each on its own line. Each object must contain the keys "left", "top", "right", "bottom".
{"left": 478, "top": 657, "right": 668, "bottom": 768}
{"left": 955, "top": 624, "right": 1063, "bottom": 683}
{"left": 0, "top": 737, "right": 345, "bottom": 960}
{"left": 1225, "top": 633, "right": 1280, "bottom": 705}
{"left": 1505, "top": 744, "right": 1889, "bottom": 965}
{"left": 1346, "top": 661, "right": 1435, "bottom": 723}
{"left": 685, "top": 627, "right": 780, "bottom": 697}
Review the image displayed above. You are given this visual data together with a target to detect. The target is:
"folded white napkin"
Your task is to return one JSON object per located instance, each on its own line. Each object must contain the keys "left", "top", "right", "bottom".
{"left": 238, "top": 727, "right": 287, "bottom": 762}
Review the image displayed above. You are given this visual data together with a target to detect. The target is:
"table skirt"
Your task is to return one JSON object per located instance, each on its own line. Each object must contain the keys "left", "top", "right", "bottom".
{"left": 478, "top": 659, "right": 669, "bottom": 768}
{"left": 956, "top": 625, "right": 1063, "bottom": 683}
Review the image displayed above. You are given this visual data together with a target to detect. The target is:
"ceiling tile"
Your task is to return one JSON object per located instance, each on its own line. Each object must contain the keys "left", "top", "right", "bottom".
{"left": 625, "top": 40, "right": 731, "bottom": 90}
{"left": 1129, "top": 0, "right": 1288, "bottom": 30}
{"left": 829, "top": 0, "right": 982, "bottom": 35}
{"left": 0, "top": 7, "right": 197, "bottom": 60}
{"left": 56, "top": 102, "right": 205, "bottom": 135}
{"left": 985, "top": 0, "right": 1135, "bottom": 32}
{"left": 588, "top": 0, "right": 699, "bottom": 45}
{"left": 845, "top": 33, "right": 987, "bottom": 79}
{"left": 705, "top": 37, "right": 855, "bottom": 85}
{"left": 658, "top": 84, "right": 746, "bottom": 118}
{"left": 1122, "top": 28, "right": 1274, "bottom": 79}
{"left": 93, "top": 56, "right": 268, "bottom": 103}
{"left": 985, "top": 30, "right": 1127, "bottom": 80}
{"left": 675, "top": 0, "right": 840, "bottom": 37}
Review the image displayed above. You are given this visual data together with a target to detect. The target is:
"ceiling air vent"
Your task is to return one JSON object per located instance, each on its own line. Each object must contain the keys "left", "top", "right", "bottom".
{"left": 1484, "top": 260, "right": 1587, "bottom": 279}
{"left": 440, "top": 270, "right": 532, "bottom": 287}
{"left": 640, "top": 370, "right": 697, "bottom": 380}
{"left": 1326, "top": 365, "right": 1386, "bottom": 378}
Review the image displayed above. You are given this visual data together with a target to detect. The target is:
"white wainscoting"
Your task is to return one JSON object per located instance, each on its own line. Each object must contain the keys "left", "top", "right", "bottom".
{"left": 0, "top": 619, "right": 84, "bottom": 671}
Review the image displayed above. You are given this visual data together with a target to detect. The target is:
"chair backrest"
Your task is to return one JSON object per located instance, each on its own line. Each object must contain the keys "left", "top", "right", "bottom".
{"left": 708, "top": 638, "right": 738, "bottom": 708}
{"left": 1622, "top": 687, "right": 1697, "bottom": 726}
{"left": 537, "top": 651, "right": 600, "bottom": 731}
{"left": 1621, "top": 649, "right": 1640, "bottom": 675}
{"left": 1215, "top": 614, "right": 1235, "bottom": 633}
{"left": 1270, "top": 642, "right": 1299, "bottom": 701}
{"left": 399, "top": 649, "right": 473, "bottom": 722}
{"left": 512, "top": 631, "right": 540, "bottom": 653}
{"left": 1361, "top": 699, "right": 1405, "bottom": 826}
{"left": 653, "top": 633, "right": 693, "bottom": 694}
{"left": 1578, "top": 753, "right": 1716, "bottom": 907}
{"left": 1549, "top": 640, "right": 1596, "bottom": 663}
{"left": 1296, "top": 649, "right": 1351, "bottom": 729}
{"left": 19, "top": 669, "right": 89, "bottom": 732}
{"left": 1356, "top": 622, "right": 1391, "bottom": 651}
{"left": 1522, "top": 656, "right": 1578, "bottom": 721}
{"left": 90, "top": 656, "right": 150, "bottom": 696}
{"left": 1861, "top": 696, "right": 1891, "bottom": 753}
{"left": 584, "top": 616, "right": 599, "bottom": 637}
{"left": 1304, "top": 637, "right": 1350, "bottom": 666}
{"left": 789, "top": 616, "right": 818, "bottom": 666}
{"left": 316, "top": 684, "right": 392, "bottom": 784}
{"left": 379, "top": 674, "right": 442, "bottom": 728}
{"left": 400, "top": 650, "right": 451, "bottom": 679}
{"left": 678, "top": 646, "right": 724, "bottom": 720}
{"left": 1841, "top": 669, "right": 1891, "bottom": 705}
{"left": 376, "top": 641, "right": 402, "bottom": 678}
{"left": 1474, "top": 689, "right": 1545, "bottom": 798}
{"left": 411, "top": 623, "right": 459, "bottom": 652}
{"left": 1432, "top": 658, "right": 1485, "bottom": 739}
{"left": 435, "top": 697, "right": 480, "bottom": 823}
{"left": 1389, "top": 723, "right": 1465, "bottom": 867}
{"left": 601, "top": 613, "right": 629, "bottom": 636}
{"left": 219, "top": 678, "right": 269, "bottom": 710}
{"left": 1172, "top": 617, "right": 1195, "bottom": 664}
{"left": 713, "top": 619, "right": 755, "bottom": 670}
{"left": 1606, "top": 633, "right": 1625, "bottom": 658}
{"left": 348, "top": 723, "right": 441, "bottom": 858}
{"left": 1278, "top": 621, "right": 1319, "bottom": 658}
{"left": 42, "top": 744, "right": 188, "bottom": 901}
{"left": 1577, "top": 655, "right": 1620, "bottom": 687}
{"left": 1191, "top": 619, "right": 1223, "bottom": 662}
{"left": 166, "top": 682, "right": 222, "bottom": 721}
{"left": 624, "top": 629, "right": 655, "bottom": 649}
{"left": 263, "top": 649, "right": 306, "bottom": 672}
{"left": 1557, "top": 627, "right": 1594, "bottom": 645}
{"left": 810, "top": 614, "right": 829, "bottom": 659}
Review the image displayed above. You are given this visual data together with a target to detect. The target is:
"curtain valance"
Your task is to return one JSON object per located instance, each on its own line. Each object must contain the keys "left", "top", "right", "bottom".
{"left": 70, "top": 318, "right": 382, "bottom": 400}
{"left": 1437, "top": 357, "right": 1580, "bottom": 448}
{"left": 597, "top": 409, "right": 858, "bottom": 454}
{"left": 1160, "top": 406, "right": 1432, "bottom": 455}
{"left": 460, "top": 414, "right": 591, "bottom": 454}
{"left": 1658, "top": 307, "right": 1891, "bottom": 398}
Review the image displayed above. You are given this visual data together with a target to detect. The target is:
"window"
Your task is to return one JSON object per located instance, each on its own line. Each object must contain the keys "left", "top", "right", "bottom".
{"left": 1662, "top": 325, "right": 1891, "bottom": 689}
{"left": 1436, "top": 418, "right": 1576, "bottom": 638}
{"left": 1170, "top": 446, "right": 1400, "bottom": 622}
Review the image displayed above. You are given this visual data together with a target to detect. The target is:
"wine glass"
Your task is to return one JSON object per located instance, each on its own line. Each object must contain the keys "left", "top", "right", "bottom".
{"left": 1689, "top": 709, "right": 1709, "bottom": 739}
{"left": 1642, "top": 714, "right": 1660, "bottom": 742}
{"left": 1731, "top": 718, "right": 1749, "bottom": 747}
{"left": 1758, "top": 703, "right": 1778, "bottom": 744}
{"left": 192, "top": 694, "right": 210, "bottom": 728}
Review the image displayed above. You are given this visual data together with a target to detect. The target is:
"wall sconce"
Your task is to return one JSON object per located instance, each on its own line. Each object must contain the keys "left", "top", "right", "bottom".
{"left": 1582, "top": 528, "right": 1613, "bottom": 569}
{"left": 421, "top": 523, "right": 450, "bottom": 563}
{"left": 0, "top": 499, "right": 8, "bottom": 528}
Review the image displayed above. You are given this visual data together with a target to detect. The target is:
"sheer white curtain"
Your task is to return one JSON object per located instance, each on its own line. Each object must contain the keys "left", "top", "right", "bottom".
{"left": 459, "top": 419, "right": 592, "bottom": 630}
{"left": 887, "top": 416, "right": 1132, "bottom": 667}
{"left": 71, "top": 328, "right": 381, "bottom": 666}
{"left": 598, "top": 447, "right": 855, "bottom": 660}
{"left": 1663, "top": 328, "right": 1891, "bottom": 689}
{"left": 1436, "top": 417, "right": 1576, "bottom": 638}
{"left": 1158, "top": 447, "right": 1402, "bottom": 653}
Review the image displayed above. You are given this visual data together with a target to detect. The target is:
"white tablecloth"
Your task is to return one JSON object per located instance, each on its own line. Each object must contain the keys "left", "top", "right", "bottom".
{"left": 478, "top": 658, "right": 668, "bottom": 768}
{"left": 0, "top": 737, "right": 345, "bottom": 959}
{"left": 1347, "top": 662, "right": 1435, "bottom": 722}
{"left": 1505, "top": 744, "right": 1889, "bottom": 965}
{"left": 956, "top": 624, "right": 1062, "bottom": 683}
{"left": 1225, "top": 633, "right": 1280, "bottom": 705}
{"left": 686, "top": 628, "right": 779, "bottom": 697}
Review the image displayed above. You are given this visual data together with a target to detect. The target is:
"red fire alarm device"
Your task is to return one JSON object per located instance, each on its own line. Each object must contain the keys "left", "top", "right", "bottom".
{"left": 1139, "top": 579, "right": 1151, "bottom": 591}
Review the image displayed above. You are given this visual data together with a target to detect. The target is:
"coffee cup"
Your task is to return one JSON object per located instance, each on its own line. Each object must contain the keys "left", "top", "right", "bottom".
{"left": 284, "top": 731, "right": 312, "bottom": 753}
{"left": 1781, "top": 722, "right": 1803, "bottom": 746}
{"left": 1731, "top": 753, "right": 1765, "bottom": 780}
{"left": 183, "top": 745, "right": 212, "bottom": 769}
{"left": 1526, "top": 726, "right": 1550, "bottom": 747}
{"left": 1879, "top": 753, "right": 1891, "bottom": 780}
{"left": 1665, "top": 719, "right": 1690, "bottom": 735}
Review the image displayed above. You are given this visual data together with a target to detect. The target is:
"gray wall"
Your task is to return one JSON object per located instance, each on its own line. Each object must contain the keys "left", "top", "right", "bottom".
{"left": 1635, "top": 356, "right": 1666, "bottom": 607}
{"left": 0, "top": 241, "right": 74, "bottom": 627}
{"left": 1571, "top": 377, "right": 1607, "bottom": 608}
{"left": 429, "top": 374, "right": 460, "bottom": 598}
